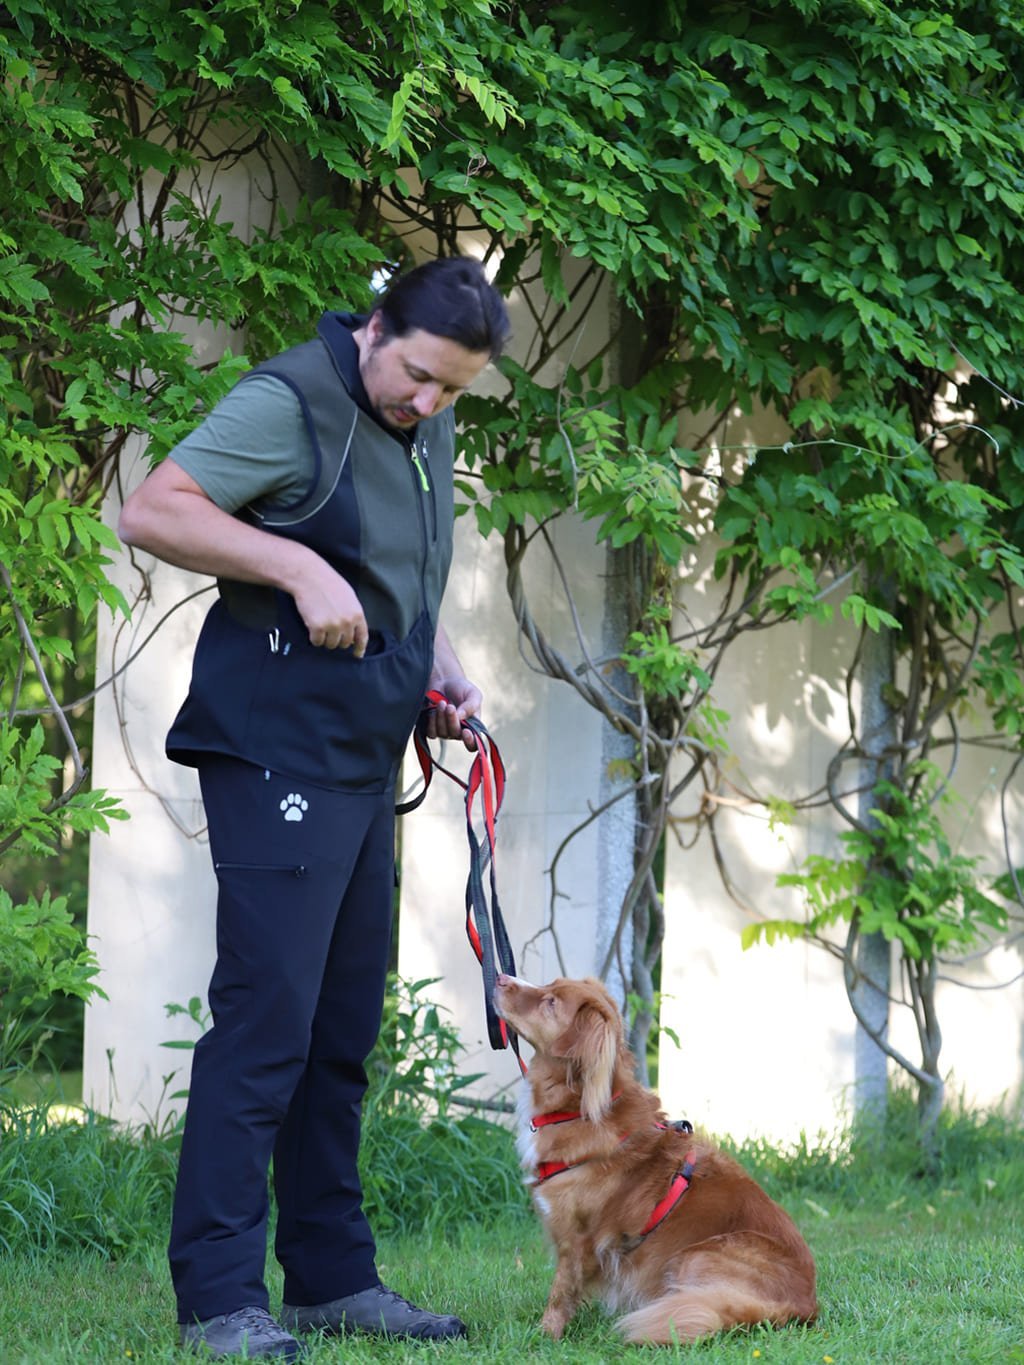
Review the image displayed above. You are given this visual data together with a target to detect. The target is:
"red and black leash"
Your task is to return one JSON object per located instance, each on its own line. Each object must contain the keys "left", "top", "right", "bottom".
{"left": 397, "top": 690, "right": 524, "bottom": 1071}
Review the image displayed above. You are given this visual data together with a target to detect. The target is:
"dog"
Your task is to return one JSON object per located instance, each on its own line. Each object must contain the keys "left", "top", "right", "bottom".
{"left": 493, "top": 973, "right": 818, "bottom": 1345}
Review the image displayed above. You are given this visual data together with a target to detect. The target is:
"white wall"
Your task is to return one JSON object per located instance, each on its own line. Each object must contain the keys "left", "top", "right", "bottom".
{"left": 83, "top": 445, "right": 216, "bottom": 1122}
{"left": 657, "top": 461, "right": 1024, "bottom": 1141}
{"left": 83, "top": 209, "right": 622, "bottom": 1122}
{"left": 84, "top": 167, "right": 1024, "bottom": 1140}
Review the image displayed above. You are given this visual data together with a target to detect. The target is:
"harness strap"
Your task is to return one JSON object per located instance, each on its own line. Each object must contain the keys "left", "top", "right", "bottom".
{"left": 531, "top": 1099, "right": 683, "bottom": 1133}
{"left": 637, "top": 1156, "right": 696, "bottom": 1239}
{"left": 532, "top": 1146, "right": 698, "bottom": 1242}
{"left": 531, "top": 1130, "right": 629, "bottom": 1185}
{"left": 395, "top": 691, "right": 522, "bottom": 1070}
{"left": 534, "top": 1158, "right": 574, "bottom": 1183}
{"left": 529, "top": 1113, "right": 693, "bottom": 1197}
{"left": 531, "top": 1109, "right": 586, "bottom": 1131}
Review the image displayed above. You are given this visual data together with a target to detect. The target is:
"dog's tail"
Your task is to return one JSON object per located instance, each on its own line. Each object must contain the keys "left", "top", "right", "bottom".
{"left": 616, "top": 1235, "right": 817, "bottom": 1345}
{"left": 617, "top": 1291, "right": 729, "bottom": 1344}
{"left": 617, "top": 1281, "right": 812, "bottom": 1345}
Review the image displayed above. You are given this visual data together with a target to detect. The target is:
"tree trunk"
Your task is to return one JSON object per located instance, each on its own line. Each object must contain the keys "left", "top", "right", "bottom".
{"left": 851, "top": 595, "right": 898, "bottom": 1126}
{"left": 596, "top": 541, "right": 638, "bottom": 1012}
{"left": 911, "top": 955, "right": 945, "bottom": 1171}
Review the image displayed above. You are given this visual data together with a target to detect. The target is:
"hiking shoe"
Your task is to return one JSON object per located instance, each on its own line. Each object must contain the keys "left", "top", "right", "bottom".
{"left": 281, "top": 1284, "right": 467, "bottom": 1341}
{"left": 179, "top": 1306, "right": 303, "bottom": 1359}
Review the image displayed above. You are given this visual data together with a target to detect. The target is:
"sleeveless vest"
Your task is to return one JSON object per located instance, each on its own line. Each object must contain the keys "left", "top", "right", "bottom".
{"left": 166, "top": 317, "right": 457, "bottom": 792}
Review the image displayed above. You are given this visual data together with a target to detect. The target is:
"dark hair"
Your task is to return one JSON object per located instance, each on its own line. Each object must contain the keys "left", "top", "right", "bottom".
{"left": 373, "top": 257, "right": 511, "bottom": 360}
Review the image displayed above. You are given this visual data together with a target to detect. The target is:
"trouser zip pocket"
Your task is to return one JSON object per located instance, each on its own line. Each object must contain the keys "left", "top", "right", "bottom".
{"left": 214, "top": 861, "right": 308, "bottom": 878}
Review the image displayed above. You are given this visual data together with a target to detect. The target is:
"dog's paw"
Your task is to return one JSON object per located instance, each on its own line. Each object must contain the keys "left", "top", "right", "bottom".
{"left": 540, "top": 1311, "right": 567, "bottom": 1340}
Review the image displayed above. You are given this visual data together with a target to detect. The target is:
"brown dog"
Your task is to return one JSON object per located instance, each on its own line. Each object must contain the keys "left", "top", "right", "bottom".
{"left": 493, "top": 973, "right": 818, "bottom": 1345}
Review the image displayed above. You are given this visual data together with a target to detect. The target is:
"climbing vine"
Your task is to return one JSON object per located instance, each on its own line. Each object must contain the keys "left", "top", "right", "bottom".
{"left": 3, "top": 1, "right": 1023, "bottom": 1146}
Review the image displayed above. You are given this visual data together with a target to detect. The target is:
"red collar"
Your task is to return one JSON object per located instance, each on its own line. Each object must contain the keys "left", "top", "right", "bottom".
{"left": 530, "top": 1093, "right": 622, "bottom": 1131}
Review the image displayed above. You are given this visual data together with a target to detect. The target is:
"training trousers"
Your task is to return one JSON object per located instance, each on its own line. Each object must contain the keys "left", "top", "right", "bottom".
{"left": 168, "top": 756, "right": 396, "bottom": 1323}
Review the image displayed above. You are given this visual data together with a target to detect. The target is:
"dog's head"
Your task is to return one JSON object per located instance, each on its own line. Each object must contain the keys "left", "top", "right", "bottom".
{"left": 494, "top": 974, "right": 624, "bottom": 1121}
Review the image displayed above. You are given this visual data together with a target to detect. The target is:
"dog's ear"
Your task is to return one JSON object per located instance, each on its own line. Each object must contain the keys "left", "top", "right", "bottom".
{"left": 554, "top": 998, "right": 620, "bottom": 1122}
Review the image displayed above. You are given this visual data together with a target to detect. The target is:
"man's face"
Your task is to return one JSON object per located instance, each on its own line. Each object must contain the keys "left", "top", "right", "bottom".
{"left": 357, "top": 311, "right": 491, "bottom": 431}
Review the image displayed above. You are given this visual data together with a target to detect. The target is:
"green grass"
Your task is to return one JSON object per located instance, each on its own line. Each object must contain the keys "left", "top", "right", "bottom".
{"left": 1, "top": 1204, "right": 1022, "bottom": 1364}
{"left": 1, "top": 1016, "right": 1021, "bottom": 1363}
{"left": 2, "top": 1069, "right": 83, "bottom": 1107}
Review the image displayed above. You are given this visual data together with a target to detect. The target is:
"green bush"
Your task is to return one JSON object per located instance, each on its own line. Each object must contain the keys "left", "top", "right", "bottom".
{"left": 723, "top": 1083, "right": 1024, "bottom": 1208}
{"left": 1, "top": 976, "right": 526, "bottom": 1258}
{"left": 0, "top": 1105, "right": 176, "bottom": 1256}
{"left": 359, "top": 976, "right": 527, "bottom": 1234}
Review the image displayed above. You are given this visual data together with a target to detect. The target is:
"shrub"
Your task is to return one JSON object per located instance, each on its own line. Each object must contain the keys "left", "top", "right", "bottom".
{"left": 0, "top": 1104, "right": 176, "bottom": 1256}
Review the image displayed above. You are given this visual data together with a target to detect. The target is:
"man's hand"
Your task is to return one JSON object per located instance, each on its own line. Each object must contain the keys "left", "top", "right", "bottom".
{"left": 428, "top": 626, "right": 483, "bottom": 749}
{"left": 290, "top": 559, "right": 369, "bottom": 655}
{"left": 426, "top": 675, "right": 483, "bottom": 751}
{"left": 119, "top": 458, "right": 369, "bottom": 655}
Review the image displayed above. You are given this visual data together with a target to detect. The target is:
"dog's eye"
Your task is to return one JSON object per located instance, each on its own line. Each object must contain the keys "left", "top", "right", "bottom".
{"left": 542, "top": 995, "right": 556, "bottom": 1009}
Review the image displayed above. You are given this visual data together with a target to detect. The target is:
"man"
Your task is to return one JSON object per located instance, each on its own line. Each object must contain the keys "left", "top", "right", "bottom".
{"left": 119, "top": 257, "right": 510, "bottom": 1360}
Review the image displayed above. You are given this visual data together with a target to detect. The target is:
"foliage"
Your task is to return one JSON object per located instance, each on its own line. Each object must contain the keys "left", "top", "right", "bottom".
{"left": 0, "top": 1105, "right": 177, "bottom": 1256}
{"left": 745, "top": 766, "right": 1009, "bottom": 961}
{"left": 360, "top": 976, "right": 525, "bottom": 1234}
{"left": 0, "top": 887, "right": 103, "bottom": 1018}
{"left": 158, "top": 976, "right": 525, "bottom": 1232}
{"left": 0, "top": 975, "right": 522, "bottom": 1258}
{"left": 4, "top": 0, "right": 1024, "bottom": 1154}
{"left": 725, "top": 1082, "right": 1024, "bottom": 1208}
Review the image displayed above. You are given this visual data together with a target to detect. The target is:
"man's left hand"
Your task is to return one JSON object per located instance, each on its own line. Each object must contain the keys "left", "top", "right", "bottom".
{"left": 426, "top": 677, "right": 483, "bottom": 751}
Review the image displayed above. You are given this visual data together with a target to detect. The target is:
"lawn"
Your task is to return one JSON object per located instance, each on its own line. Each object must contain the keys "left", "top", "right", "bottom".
{"left": 1, "top": 1197, "right": 1021, "bottom": 1363}
{"left": 2, "top": 1041, "right": 1021, "bottom": 1363}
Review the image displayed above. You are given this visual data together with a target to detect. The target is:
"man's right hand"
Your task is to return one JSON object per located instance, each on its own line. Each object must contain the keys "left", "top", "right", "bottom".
{"left": 290, "top": 561, "right": 369, "bottom": 655}
{"left": 119, "top": 458, "right": 369, "bottom": 656}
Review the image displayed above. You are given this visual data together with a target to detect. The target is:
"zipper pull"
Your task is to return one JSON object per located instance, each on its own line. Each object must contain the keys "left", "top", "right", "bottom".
{"left": 410, "top": 443, "right": 430, "bottom": 492}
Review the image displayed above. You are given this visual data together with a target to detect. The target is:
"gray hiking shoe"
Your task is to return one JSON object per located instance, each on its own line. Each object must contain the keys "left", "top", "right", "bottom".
{"left": 281, "top": 1284, "right": 467, "bottom": 1341}
{"left": 179, "top": 1306, "right": 303, "bottom": 1359}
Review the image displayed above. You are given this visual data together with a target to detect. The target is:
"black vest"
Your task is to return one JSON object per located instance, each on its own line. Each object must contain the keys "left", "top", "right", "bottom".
{"left": 166, "top": 318, "right": 457, "bottom": 792}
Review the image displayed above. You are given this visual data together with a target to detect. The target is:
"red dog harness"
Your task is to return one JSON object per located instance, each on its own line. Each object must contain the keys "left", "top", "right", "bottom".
{"left": 636, "top": 1158, "right": 696, "bottom": 1240}
{"left": 529, "top": 1104, "right": 696, "bottom": 1244}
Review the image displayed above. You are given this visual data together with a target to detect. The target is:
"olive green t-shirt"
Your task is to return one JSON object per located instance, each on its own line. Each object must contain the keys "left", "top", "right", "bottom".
{"left": 169, "top": 375, "right": 315, "bottom": 513}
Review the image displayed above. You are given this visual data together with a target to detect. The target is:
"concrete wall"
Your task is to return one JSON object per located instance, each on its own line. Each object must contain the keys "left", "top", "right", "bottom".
{"left": 82, "top": 174, "right": 623, "bottom": 1121}
{"left": 657, "top": 459, "right": 1024, "bottom": 1141}
{"left": 84, "top": 166, "right": 1024, "bottom": 1140}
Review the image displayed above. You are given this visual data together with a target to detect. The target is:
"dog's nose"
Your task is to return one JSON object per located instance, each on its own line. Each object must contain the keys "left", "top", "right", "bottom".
{"left": 496, "top": 973, "right": 511, "bottom": 987}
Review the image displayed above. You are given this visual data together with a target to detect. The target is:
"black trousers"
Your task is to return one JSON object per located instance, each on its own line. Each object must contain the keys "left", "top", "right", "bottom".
{"left": 168, "top": 756, "right": 396, "bottom": 1323}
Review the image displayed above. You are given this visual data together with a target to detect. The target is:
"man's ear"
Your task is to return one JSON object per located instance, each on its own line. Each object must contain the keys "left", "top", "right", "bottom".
{"left": 365, "top": 310, "right": 384, "bottom": 346}
{"left": 554, "top": 1002, "right": 619, "bottom": 1122}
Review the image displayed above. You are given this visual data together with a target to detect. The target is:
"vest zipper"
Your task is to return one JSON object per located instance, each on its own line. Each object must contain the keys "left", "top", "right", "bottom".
{"left": 417, "top": 437, "right": 438, "bottom": 542}
{"left": 405, "top": 435, "right": 430, "bottom": 598}
{"left": 420, "top": 436, "right": 436, "bottom": 543}
{"left": 410, "top": 444, "right": 429, "bottom": 492}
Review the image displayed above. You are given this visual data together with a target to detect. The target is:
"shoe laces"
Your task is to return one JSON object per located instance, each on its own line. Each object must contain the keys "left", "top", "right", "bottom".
{"left": 376, "top": 1287, "right": 418, "bottom": 1314}
{"left": 227, "top": 1307, "right": 279, "bottom": 1331}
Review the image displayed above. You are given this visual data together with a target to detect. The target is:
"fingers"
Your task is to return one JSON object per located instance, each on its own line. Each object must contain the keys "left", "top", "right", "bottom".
{"left": 308, "top": 615, "right": 368, "bottom": 655}
{"left": 425, "top": 699, "right": 480, "bottom": 750}
{"left": 292, "top": 560, "right": 368, "bottom": 654}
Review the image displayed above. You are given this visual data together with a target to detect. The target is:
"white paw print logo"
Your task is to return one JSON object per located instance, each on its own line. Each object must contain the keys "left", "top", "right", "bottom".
{"left": 280, "top": 792, "right": 308, "bottom": 823}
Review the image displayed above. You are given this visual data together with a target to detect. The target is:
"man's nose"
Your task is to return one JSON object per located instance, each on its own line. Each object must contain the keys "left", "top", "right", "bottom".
{"left": 412, "top": 383, "right": 443, "bottom": 417}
